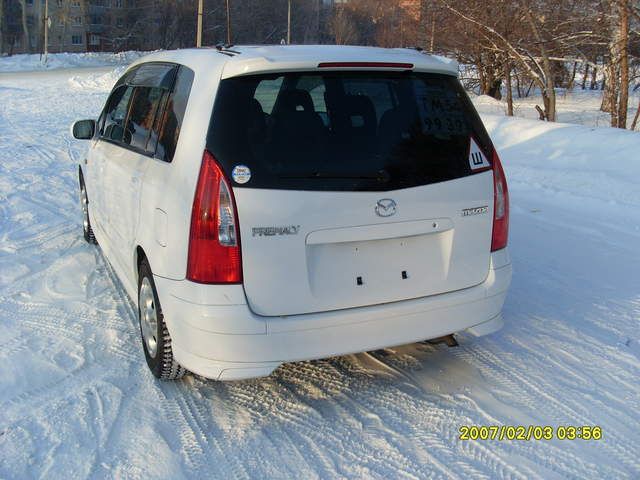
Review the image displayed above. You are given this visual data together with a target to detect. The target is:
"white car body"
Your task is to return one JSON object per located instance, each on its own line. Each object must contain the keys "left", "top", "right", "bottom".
{"left": 77, "top": 45, "right": 511, "bottom": 380}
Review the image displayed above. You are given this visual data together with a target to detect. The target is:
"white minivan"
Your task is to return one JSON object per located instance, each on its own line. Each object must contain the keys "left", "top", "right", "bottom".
{"left": 72, "top": 45, "right": 511, "bottom": 381}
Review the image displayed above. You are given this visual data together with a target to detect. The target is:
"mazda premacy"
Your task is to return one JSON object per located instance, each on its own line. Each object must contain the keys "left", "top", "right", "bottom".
{"left": 72, "top": 45, "right": 511, "bottom": 381}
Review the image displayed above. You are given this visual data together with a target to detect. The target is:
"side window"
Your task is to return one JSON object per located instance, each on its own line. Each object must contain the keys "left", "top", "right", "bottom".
{"left": 123, "top": 86, "right": 164, "bottom": 152}
{"left": 157, "top": 66, "right": 194, "bottom": 162}
{"left": 101, "top": 85, "right": 134, "bottom": 142}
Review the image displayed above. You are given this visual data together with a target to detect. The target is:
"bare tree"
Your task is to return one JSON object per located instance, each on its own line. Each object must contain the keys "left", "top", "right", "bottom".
{"left": 331, "top": 6, "right": 358, "bottom": 45}
{"left": 439, "top": 0, "right": 562, "bottom": 120}
{"left": 601, "top": 0, "right": 631, "bottom": 128}
{"left": 17, "top": 0, "right": 31, "bottom": 53}
{"left": 0, "top": 0, "right": 4, "bottom": 55}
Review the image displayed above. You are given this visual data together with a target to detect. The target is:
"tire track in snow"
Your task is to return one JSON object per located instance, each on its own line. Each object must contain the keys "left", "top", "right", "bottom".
{"left": 222, "top": 373, "right": 343, "bottom": 478}
{"left": 0, "top": 300, "right": 139, "bottom": 363}
{"left": 0, "top": 362, "right": 107, "bottom": 424}
{"left": 0, "top": 334, "right": 30, "bottom": 359}
{"left": 361, "top": 348, "right": 611, "bottom": 480}
{"left": 449, "top": 343, "right": 638, "bottom": 477}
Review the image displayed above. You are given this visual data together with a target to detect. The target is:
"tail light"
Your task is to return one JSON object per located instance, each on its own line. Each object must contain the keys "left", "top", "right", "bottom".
{"left": 491, "top": 149, "right": 509, "bottom": 251}
{"left": 187, "top": 150, "right": 242, "bottom": 283}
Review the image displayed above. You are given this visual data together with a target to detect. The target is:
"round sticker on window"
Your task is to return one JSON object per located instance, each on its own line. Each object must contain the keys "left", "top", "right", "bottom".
{"left": 232, "top": 165, "right": 251, "bottom": 184}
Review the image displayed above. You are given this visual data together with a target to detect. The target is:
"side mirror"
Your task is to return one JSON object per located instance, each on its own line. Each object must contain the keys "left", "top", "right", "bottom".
{"left": 71, "top": 119, "right": 96, "bottom": 140}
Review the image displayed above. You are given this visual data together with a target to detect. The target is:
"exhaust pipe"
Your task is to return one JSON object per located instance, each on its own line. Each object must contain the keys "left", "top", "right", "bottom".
{"left": 426, "top": 334, "right": 459, "bottom": 347}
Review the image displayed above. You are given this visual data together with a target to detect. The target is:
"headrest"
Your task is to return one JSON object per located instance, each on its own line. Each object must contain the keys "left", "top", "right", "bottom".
{"left": 277, "top": 89, "right": 315, "bottom": 113}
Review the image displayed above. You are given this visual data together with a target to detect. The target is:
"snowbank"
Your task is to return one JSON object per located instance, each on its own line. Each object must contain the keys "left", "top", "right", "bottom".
{"left": 471, "top": 94, "right": 509, "bottom": 116}
{"left": 482, "top": 114, "right": 640, "bottom": 209}
{"left": 473, "top": 90, "right": 640, "bottom": 129}
{"left": 68, "top": 66, "right": 127, "bottom": 92}
{"left": 0, "top": 51, "right": 144, "bottom": 73}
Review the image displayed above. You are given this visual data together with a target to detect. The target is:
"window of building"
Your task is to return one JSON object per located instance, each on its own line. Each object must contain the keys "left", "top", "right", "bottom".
{"left": 73, "top": 16, "right": 82, "bottom": 25}
{"left": 89, "top": 35, "right": 100, "bottom": 46}
{"left": 71, "top": 35, "right": 83, "bottom": 45}
{"left": 114, "top": 0, "right": 123, "bottom": 7}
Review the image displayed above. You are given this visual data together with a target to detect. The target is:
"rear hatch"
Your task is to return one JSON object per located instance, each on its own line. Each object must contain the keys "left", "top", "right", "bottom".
{"left": 207, "top": 69, "right": 495, "bottom": 317}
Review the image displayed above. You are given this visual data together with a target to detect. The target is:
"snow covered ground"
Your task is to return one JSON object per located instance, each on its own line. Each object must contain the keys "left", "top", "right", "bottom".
{"left": 0, "top": 65, "right": 639, "bottom": 479}
{"left": 0, "top": 51, "right": 144, "bottom": 73}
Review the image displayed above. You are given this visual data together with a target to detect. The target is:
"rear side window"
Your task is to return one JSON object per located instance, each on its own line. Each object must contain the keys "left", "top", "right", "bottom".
{"left": 208, "top": 71, "right": 493, "bottom": 191}
{"left": 157, "top": 66, "right": 194, "bottom": 162}
{"left": 123, "top": 86, "right": 164, "bottom": 153}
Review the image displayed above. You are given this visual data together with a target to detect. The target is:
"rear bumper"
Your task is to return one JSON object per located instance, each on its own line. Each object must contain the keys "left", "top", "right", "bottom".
{"left": 155, "top": 249, "right": 511, "bottom": 381}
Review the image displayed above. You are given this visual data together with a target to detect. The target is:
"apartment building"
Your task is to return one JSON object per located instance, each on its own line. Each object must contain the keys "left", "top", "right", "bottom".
{"left": 2, "top": 0, "right": 138, "bottom": 54}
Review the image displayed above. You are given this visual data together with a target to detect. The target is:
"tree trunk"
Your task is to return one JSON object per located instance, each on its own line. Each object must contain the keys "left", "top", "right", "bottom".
{"left": 581, "top": 63, "right": 589, "bottom": 89}
{"left": 478, "top": 62, "right": 489, "bottom": 95}
{"left": 18, "top": 0, "right": 31, "bottom": 53}
{"left": 567, "top": 61, "right": 578, "bottom": 90}
{"left": 616, "top": 0, "right": 629, "bottom": 128}
{"left": 505, "top": 62, "right": 513, "bottom": 116}
{"left": 488, "top": 78, "right": 502, "bottom": 100}
{"left": 630, "top": 99, "right": 640, "bottom": 131}
{"left": 542, "top": 60, "right": 556, "bottom": 121}
{"left": 590, "top": 63, "right": 598, "bottom": 90}
{"left": 525, "top": 8, "right": 556, "bottom": 121}
{"left": 525, "top": 79, "right": 534, "bottom": 97}
{"left": 600, "top": 62, "right": 618, "bottom": 126}
{"left": 515, "top": 72, "right": 522, "bottom": 98}
{"left": 602, "top": 0, "right": 629, "bottom": 128}
{"left": 0, "top": 0, "right": 4, "bottom": 55}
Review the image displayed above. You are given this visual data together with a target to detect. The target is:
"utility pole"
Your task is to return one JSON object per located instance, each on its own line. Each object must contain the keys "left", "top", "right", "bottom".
{"left": 196, "top": 0, "right": 203, "bottom": 47}
{"left": 226, "top": 0, "right": 231, "bottom": 44}
{"left": 287, "top": 0, "right": 291, "bottom": 44}
{"left": 42, "top": 0, "right": 49, "bottom": 62}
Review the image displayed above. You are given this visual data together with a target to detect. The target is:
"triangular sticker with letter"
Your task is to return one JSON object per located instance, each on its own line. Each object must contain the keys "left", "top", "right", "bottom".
{"left": 468, "top": 137, "right": 491, "bottom": 170}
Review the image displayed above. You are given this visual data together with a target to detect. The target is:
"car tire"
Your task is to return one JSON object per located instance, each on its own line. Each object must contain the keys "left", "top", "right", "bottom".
{"left": 79, "top": 173, "right": 97, "bottom": 245}
{"left": 138, "top": 259, "right": 187, "bottom": 380}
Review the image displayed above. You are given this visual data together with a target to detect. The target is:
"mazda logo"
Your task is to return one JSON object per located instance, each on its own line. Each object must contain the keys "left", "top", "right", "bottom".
{"left": 375, "top": 198, "right": 397, "bottom": 217}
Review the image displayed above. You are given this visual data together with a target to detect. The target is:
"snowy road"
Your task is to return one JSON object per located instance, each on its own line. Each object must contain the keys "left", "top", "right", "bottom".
{"left": 1, "top": 67, "right": 639, "bottom": 479}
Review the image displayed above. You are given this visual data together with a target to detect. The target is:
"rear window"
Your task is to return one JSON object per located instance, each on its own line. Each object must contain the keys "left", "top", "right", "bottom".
{"left": 208, "top": 71, "right": 492, "bottom": 191}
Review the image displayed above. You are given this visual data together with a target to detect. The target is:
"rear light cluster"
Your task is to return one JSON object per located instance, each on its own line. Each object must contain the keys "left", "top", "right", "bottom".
{"left": 490, "top": 149, "right": 509, "bottom": 251}
{"left": 187, "top": 150, "right": 242, "bottom": 284}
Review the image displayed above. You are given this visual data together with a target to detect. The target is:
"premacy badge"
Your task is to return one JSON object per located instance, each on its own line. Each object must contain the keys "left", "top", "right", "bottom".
{"left": 232, "top": 165, "right": 251, "bottom": 184}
